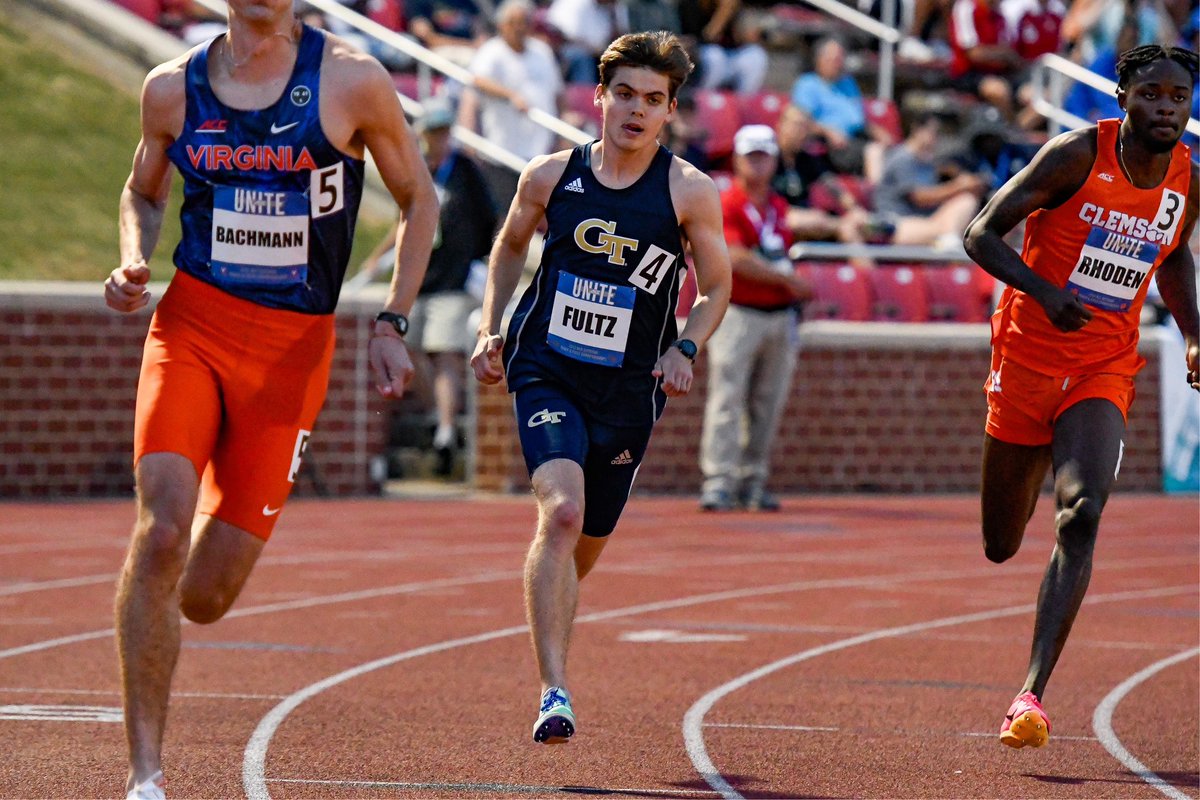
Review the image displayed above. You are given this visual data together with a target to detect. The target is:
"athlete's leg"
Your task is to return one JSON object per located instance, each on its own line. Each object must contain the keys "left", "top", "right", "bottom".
{"left": 980, "top": 434, "right": 1051, "bottom": 562}
{"left": 1021, "top": 398, "right": 1124, "bottom": 698}
{"left": 178, "top": 516, "right": 266, "bottom": 624}
{"left": 526, "top": 458, "right": 587, "bottom": 692}
{"left": 115, "top": 453, "right": 199, "bottom": 792}
{"left": 574, "top": 535, "right": 608, "bottom": 581}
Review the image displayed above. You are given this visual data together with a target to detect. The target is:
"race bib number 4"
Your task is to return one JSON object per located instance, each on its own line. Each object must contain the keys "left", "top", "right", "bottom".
{"left": 1066, "top": 226, "right": 1158, "bottom": 312}
{"left": 548, "top": 272, "right": 634, "bottom": 367}
{"left": 211, "top": 186, "right": 309, "bottom": 286}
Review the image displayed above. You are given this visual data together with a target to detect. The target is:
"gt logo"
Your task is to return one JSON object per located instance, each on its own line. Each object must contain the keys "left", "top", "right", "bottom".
{"left": 527, "top": 409, "right": 567, "bottom": 427}
{"left": 574, "top": 218, "right": 639, "bottom": 266}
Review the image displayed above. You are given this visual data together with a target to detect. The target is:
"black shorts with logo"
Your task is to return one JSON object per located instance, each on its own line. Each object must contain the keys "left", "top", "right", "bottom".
{"left": 513, "top": 380, "right": 655, "bottom": 538}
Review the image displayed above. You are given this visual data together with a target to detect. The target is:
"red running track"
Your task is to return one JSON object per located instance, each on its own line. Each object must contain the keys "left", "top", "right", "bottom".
{"left": 0, "top": 494, "right": 1196, "bottom": 799}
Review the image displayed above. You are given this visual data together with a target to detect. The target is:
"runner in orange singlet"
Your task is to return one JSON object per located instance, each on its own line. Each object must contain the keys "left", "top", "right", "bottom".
{"left": 963, "top": 45, "right": 1199, "bottom": 750}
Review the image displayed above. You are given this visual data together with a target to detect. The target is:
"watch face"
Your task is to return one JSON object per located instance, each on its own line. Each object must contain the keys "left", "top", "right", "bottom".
{"left": 675, "top": 339, "right": 697, "bottom": 359}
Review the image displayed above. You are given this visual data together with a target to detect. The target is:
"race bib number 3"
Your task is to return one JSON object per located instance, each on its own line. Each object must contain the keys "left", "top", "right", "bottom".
{"left": 548, "top": 272, "right": 634, "bottom": 367}
{"left": 211, "top": 186, "right": 308, "bottom": 286}
{"left": 1066, "top": 226, "right": 1158, "bottom": 312}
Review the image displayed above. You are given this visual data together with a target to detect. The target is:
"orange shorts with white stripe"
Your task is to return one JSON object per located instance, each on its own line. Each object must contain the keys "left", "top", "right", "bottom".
{"left": 133, "top": 271, "right": 335, "bottom": 539}
{"left": 984, "top": 353, "right": 1135, "bottom": 447}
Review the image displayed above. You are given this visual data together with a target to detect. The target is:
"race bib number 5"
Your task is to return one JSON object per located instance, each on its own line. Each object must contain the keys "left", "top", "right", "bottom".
{"left": 548, "top": 272, "right": 634, "bottom": 367}
{"left": 211, "top": 186, "right": 309, "bottom": 286}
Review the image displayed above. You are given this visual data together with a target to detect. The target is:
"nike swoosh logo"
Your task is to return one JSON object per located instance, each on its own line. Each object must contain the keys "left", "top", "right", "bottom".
{"left": 262, "top": 505, "right": 281, "bottom": 516}
{"left": 270, "top": 122, "right": 299, "bottom": 134}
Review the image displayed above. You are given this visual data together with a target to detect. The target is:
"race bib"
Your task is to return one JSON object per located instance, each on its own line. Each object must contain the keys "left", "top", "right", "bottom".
{"left": 547, "top": 271, "right": 634, "bottom": 367}
{"left": 1066, "top": 226, "right": 1158, "bottom": 312}
{"left": 211, "top": 186, "right": 309, "bottom": 286}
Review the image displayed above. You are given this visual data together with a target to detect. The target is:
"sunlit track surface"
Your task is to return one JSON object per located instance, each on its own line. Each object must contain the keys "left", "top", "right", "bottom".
{"left": 0, "top": 494, "right": 1195, "bottom": 799}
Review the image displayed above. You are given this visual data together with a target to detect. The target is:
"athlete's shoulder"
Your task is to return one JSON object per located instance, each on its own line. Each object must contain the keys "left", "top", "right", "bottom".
{"left": 522, "top": 149, "right": 574, "bottom": 195}
{"left": 142, "top": 49, "right": 192, "bottom": 109}
{"left": 319, "top": 30, "right": 397, "bottom": 100}
{"left": 668, "top": 155, "right": 721, "bottom": 219}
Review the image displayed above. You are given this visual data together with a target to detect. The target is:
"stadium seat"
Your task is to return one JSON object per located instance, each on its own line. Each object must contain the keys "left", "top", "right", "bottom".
{"left": 869, "top": 264, "right": 930, "bottom": 322}
{"left": 367, "top": 0, "right": 404, "bottom": 30}
{"left": 563, "top": 82, "right": 603, "bottom": 130}
{"left": 802, "top": 262, "right": 873, "bottom": 321}
{"left": 693, "top": 89, "right": 741, "bottom": 159}
{"left": 737, "top": 90, "right": 790, "bottom": 129}
{"left": 111, "top": 0, "right": 161, "bottom": 23}
{"left": 863, "top": 97, "right": 903, "bottom": 144}
{"left": 924, "top": 264, "right": 994, "bottom": 322}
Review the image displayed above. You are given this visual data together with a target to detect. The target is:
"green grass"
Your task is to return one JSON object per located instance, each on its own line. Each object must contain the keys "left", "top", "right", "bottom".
{"left": 0, "top": 17, "right": 389, "bottom": 281}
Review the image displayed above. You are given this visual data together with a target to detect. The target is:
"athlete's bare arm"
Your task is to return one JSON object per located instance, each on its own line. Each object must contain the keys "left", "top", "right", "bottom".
{"left": 1154, "top": 161, "right": 1200, "bottom": 389}
{"left": 471, "top": 152, "right": 570, "bottom": 385}
{"left": 324, "top": 41, "right": 440, "bottom": 397}
{"left": 105, "top": 58, "right": 187, "bottom": 313}
{"left": 963, "top": 128, "right": 1097, "bottom": 332}
{"left": 655, "top": 157, "right": 731, "bottom": 397}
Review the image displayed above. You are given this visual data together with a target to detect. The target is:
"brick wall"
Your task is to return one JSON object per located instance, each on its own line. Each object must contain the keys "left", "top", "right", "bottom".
{"left": 1, "top": 288, "right": 1167, "bottom": 498}
{"left": 472, "top": 322, "right": 1166, "bottom": 494}
{"left": 0, "top": 283, "right": 392, "bottom": 499}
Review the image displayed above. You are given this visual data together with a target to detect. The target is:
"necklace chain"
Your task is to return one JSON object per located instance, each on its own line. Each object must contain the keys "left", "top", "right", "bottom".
{"left": 1117, "top": 134, "right": 1134, "bottom": 183}
{"left": 224, "top": 20, "right": 299, "bottom": 73}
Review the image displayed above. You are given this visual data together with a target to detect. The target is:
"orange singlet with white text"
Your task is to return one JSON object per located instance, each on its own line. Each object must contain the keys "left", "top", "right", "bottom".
{"left": 992, "top": 118, "right": 1192, "bottom": 376}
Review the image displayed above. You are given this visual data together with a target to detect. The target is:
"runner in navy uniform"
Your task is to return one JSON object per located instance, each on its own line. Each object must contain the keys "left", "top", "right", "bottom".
{"left": 471, "top": 31, "right": 731, "bottom": 744}
{"left": 104, "top": 0, "right": 438, "bottom": 794}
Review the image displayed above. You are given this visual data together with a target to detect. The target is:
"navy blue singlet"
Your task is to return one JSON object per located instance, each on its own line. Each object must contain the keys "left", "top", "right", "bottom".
{"left": 167, "top": 24, "right": 365, "bottom": 315}
{"left": 504, "top": 142, "right": 686, "bottom": 427}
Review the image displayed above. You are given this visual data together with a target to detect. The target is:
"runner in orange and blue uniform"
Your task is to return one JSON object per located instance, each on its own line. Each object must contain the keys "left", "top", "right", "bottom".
{"left": 963, "top": 45, "right": 1199, "bottom": 750}
{"left": 103, "top": 0, "right": 438, "bottom": 794}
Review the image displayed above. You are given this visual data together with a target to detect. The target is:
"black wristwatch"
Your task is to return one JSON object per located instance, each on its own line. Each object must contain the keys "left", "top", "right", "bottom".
{"left": 375, "top": 310, "right": 409, "bottom": 337}
{"left": 671, "top": 338, "right": 697, "bottom": 362}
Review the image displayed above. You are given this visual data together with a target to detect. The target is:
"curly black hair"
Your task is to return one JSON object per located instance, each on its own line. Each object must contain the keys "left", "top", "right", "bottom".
{"left": 1115, "top": 45, "right": 1198, "bottom": 90}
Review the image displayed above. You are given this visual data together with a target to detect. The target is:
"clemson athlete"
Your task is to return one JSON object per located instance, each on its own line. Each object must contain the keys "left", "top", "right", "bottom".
{"left": 470, "top": 31, "right": 731, "bottom": 743}
{"left": 103, "top": 0, "right": 437, "bottom": 794}
{"left": 963, "top": 44, "right": 1198, "bottom": 749}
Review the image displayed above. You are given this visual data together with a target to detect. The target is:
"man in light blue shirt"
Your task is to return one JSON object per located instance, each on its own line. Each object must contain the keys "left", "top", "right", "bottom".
{"left": 790, "top": 37, "right": 865, "bottom": 150}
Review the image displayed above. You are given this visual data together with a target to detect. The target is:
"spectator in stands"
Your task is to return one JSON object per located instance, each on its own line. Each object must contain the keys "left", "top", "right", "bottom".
{"left": 1064, "top": 7, "right": 1138, "bottom": 123}
{"left": 699, "top": 125, "right": 809, "bottom": 513}
{"left": 406, "top": 0, "right": 486, "bottom": 67}
{"left": 950, "top": 106, "right": 1041, "bottom": 199}
{"left": 677, "top": 0, "right": 769, "bottom": 93}
{"left": 948, "top": 0, "right": 1020, "bottom": 117}
{"left": 547, "top": 0, "right": 629, "bottom": 83}
{"left": 772, "top": 104, "right": 873, "bottom": 244}
{"left": 873, "top": 111, "right": 988, "bottom": 248}
{"left": 462, "top": 0, "right": 563, "bottom": 205}
{"left": 361, "top": 103, "right": 498, "bottom": 476}
{"left": 663, "top": 91, "right": 711, "bottom": 172}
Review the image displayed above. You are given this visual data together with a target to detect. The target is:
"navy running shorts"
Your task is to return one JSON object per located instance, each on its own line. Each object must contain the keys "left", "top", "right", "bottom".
{"left": 513, "top": 381, "right": 654, "bottom": 538}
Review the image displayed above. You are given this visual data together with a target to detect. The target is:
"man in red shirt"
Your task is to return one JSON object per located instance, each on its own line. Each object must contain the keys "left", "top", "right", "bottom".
{"left": 699, "top": 125, "right": 810, "bottom": 512}
{"left": 949, "top": 0, "right": 1022, "bottom": 115}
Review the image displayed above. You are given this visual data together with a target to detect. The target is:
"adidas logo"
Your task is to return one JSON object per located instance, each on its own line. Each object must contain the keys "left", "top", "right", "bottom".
{"left": 564, "top": 177, "right": 585, "bottom": 194}
{"left": 610, "top": 449, "right": 633, "bottom": 465}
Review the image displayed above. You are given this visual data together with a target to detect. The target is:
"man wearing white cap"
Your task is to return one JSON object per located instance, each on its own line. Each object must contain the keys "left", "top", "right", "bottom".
{"left": 699, "top": 124, "right": 810, "bottom": 512}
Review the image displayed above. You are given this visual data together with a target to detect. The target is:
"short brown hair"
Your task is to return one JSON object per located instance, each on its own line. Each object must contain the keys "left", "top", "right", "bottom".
{"left": 598, "top": 31, "right": 694, "bottom": 101}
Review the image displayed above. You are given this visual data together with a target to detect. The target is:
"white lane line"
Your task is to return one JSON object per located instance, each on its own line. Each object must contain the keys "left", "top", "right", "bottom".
{"left": 1092, "top": 647, "right": 1200, "bottom": 800}
{"left": 0, "top": 687, "right": 286, "bottom": 700}
{"left": 241, "top": 561, "right": 1157, "bottom": 799}
{"left": 706, "top": 723, "right": 839, "bottom": 732}
{"left": 0, "top": 571, "right": 520, "bottom": 660}
{"left": 267, "top": 777, "right": 722, "bottom": 796}
{"left": 682, "top": 584, "right": 1197, "bottom": 800}
{"left": 0, "top": 574, "right": 117, "bottom": 597}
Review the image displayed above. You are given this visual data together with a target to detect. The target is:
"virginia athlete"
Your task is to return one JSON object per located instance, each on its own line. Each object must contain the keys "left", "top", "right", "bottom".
{"left": 470, "top": 31, "right": 731, "bottom": 744}
{"left": 963, "top": 45, "right": 1198, "bottom": 750}
{"left": 103, "top": 0, "right": 437, "bottom": 794}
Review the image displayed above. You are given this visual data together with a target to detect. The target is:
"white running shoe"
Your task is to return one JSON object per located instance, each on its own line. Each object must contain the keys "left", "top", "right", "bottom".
{"left": 532, "top": 686, "right": 576, "bottom": 744}
{"left": 126, "top": 771, "right": 165, "bottom": 800}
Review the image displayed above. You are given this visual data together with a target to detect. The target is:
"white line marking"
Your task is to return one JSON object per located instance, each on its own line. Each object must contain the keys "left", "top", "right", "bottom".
{"left": 1092, "top": 647, "right": 1200, "bottom": 800}
{"left": 0, "top": 574, "right": 117, "bottom": 597}
{"left": 706, "top": 723, "right": 839, "bottom": 732}
{"left": 682, "top": 584, "right": 1196, "bottom": 800}
{"left": 241, "top": 562, "right": 1177, "bottom": 799}
{"left": 267, "top": 777, "right": 722, "bottom": 796}
{"left": 0, "top": 704, "right": 123, "bottom": 722}
{"left": 0, "top": 571, "right": 520, "bottom": 660}
{"left": 0, "top": 687, "right": 286, "bottom": 700}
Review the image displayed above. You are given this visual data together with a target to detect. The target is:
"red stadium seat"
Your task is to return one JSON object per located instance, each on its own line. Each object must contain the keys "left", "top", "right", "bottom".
{"left": 863, "top": 97, "right": 903, "bottom": 145}
{"left": 367, "top": 0, "right": 404, "bottom": 30}
{"left": 869, "top": 264, "right": 930, "bottom": 322}
{"left": 693, "top": 89, "right": 741, "bottom": 159}
{"left": 737, "top": 90, "right": 790, "bottom": 129}
{"left": 924, "top": 264, "right": 994, "bottom": 322}
{"left": 563, "top": 82, "right": 603, "bottom": 130}
{"left": 111, "top": 0, "right": 161, "bottom": 23}
{"left": 802, "top": 263, "right": 873, "bottom": 321}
